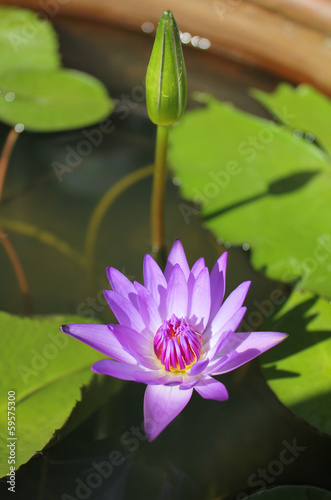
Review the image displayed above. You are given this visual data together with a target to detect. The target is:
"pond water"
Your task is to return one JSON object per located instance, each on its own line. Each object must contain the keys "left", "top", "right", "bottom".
{"left": 0, "top": 15, "right": 330, "bottom": 500}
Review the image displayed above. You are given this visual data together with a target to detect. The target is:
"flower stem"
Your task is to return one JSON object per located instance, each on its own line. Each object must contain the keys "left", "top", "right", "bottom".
{"left": 151, "top": 125, "right": 169, "bottom": 261}
{"left": 0, "top": 127, "right": 33, "bottom": 314}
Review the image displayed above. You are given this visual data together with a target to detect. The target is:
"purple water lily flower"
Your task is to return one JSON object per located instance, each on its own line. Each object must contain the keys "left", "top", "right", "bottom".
{"left": 61, "top": 240, "right": 287, "bottom": 441}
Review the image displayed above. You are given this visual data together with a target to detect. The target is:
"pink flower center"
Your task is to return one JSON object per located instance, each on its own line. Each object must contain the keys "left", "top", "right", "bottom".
{"left": 154, "top": 314, "right": 202, "bottom": 372}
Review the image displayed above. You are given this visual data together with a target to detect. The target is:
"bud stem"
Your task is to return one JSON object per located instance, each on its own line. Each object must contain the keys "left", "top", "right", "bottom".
{"left": 151, "top": 124, "right": 169, "bottom": 261}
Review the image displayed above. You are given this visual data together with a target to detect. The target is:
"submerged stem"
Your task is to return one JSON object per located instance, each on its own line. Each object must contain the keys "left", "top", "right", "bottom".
{"left": 0, "top": 128, "right": 33, "bottom": 314}
{"left": 85, "top": 164, "right": 154, "bottom": 278}
{"left": 150, "top": 125, "right": 169, "bottom": 262}
{"left": 0, "top": 223, "right": 33, "bottom": 314}
{"left": 0, "top": 217, "right": 86, "bottom": 268}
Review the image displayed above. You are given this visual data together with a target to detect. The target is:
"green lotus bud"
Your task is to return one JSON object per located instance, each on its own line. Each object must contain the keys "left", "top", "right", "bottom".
{"left": 146, "top": 10, "right": 187, "bottom": 126}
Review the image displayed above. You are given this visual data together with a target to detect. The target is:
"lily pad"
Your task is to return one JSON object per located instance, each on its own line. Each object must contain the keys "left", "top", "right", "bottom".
{"left": 168, "top": 92, "right": 331, "bottom": 299}
{"left": 245, "top": 485, "right": 331, "bottom": 500}
{"left": 0, "top": 6, "right": 59, "bottom": 77}
{"left": 0, "top": 312, "right": 120, "bottom": 477}
{"left": 252, "top": 83, "right": 331, "bottom": 156}
{"left": 261, "top": 290, "right": 331, "bottom": 435}
{"left": 0, "top": 69, "right": 113, "bottom": 131}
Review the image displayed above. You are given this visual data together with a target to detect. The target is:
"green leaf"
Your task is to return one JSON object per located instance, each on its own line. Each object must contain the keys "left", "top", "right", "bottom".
{"left": 252, "top": 83, "right": 331, "bottom": 156}
{"left": 45, "top": 372, "right": 124, "bottom": 449}
{"left": 0, "top": 7, "right": 60, "bottom": 77}
{"left": 168, "top": 93, "right": 331, "bottom": 299}
{"left": 0, "top": 69, "right": 113, "bottom": 131}
{"left": 261, "top": 290, "right": 331, "bottom": 434}
{"left": 245, "top": 485, "right": 331, "bottom": 500}
{"left": 0, "top": 311, "right": 119, "bottom": 477}
{"left": 0, "top": 7, "right": 114, "bottom": 132}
